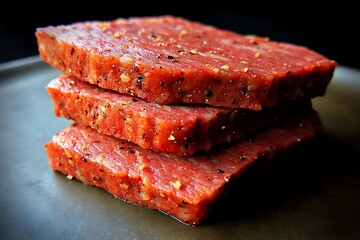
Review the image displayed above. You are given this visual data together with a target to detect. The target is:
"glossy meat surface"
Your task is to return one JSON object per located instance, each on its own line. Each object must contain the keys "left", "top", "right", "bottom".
{"left": 46, "top": 74, "right": 312, "bottom": 156}
{"left": 45, "top": 111, "right": 323, "bottom": 225}
{"left": 36, "top": 15, "right": 336, "bottom": 109}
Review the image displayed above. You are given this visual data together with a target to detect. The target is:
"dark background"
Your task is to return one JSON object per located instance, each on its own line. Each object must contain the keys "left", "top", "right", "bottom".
{"left": 1, "top": 2, "right": 359, "bottom": 69}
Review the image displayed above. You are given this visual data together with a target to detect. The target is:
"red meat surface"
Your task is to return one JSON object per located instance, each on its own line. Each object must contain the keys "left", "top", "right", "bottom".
{"left": 35, "top": 15, "right": 336, "bottom": 110}
{"left": 46, "top": 74, "right": 312, "bottom": 156}
{"left": 45, "top": 110, "right": 323, "bottom": 226}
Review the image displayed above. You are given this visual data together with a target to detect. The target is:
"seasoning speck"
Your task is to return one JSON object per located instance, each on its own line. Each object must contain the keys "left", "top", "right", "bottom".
{"left": 180, "top": 30, "right": 188, "bottom": 36}
{"left": 120, "top": 183, "right": 129, "bottom": 190}
{"left": 168, "top": 135, "right": 175, "bottom": 141}
{"left": 213, "top": 68, "right": 220, "bottom": 74}
{"left": 114, "top": 32, "right": 123, "bottom": 38}
{"left": 120, "top": 72, "right": 131, "bottom": 82}
{"left": 172, "top": 180, "right": 182, "bottom": 189}
{"left": 138, "top": 163, "right": 146, "bottom": 170}
{"left": 98, "top": 22, "right": 107, "bottom": 31}
{"left": 67, "top": 175, "right": 73, "bottom": 180}
{"left": 221, "top": 65, "right": 230, "bottom": 71}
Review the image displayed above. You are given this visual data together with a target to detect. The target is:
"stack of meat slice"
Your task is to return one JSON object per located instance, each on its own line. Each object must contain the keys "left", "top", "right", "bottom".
{"left": 35, "top": 15, "right": 337, "bottom": 226}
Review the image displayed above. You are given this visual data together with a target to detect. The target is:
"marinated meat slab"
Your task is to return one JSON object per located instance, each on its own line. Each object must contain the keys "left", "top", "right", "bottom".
{"left": 46, "top": 74, "right": 313, "bottom": 156}
{"left": 35, "top": 15, "right": 336, "bottom": 110}
{"left": 45, "top": 111, "right": 323, "bottom": 226}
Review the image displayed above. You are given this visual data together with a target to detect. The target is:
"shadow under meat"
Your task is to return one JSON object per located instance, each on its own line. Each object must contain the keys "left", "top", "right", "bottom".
{"left": 203, "top": 133, "right": 360, "bottom": 225}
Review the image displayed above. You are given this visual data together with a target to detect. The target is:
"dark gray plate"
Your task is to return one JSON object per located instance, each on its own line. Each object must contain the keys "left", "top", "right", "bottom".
{"left": 1, "top": 56, "right": 360, "bottom": 240}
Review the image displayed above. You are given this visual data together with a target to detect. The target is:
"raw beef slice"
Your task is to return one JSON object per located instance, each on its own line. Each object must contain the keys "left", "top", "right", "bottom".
{"left": 35, "top": 15, "right": 336, "bottom": 110}
{"left": 46, "top": 74, "right": 313, "bottom": 156}
{"left": 44, "top": 110, "right": 323, "bottom": 226}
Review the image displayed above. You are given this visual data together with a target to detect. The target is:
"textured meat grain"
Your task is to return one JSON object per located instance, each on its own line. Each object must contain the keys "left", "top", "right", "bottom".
{"left": 46, "top": 75, "right": 313, "bottom": 156}
{"left": 36, "top": 15, "right": 336, "bottom": 110}
{"left": 45, "top": 111, "right": 323, "bottom": 226}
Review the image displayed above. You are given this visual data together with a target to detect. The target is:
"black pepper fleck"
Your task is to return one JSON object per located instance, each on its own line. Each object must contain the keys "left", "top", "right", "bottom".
{"left": 127, "top": 147, "right": 135, "bottom": 154}
{"left": 205, "top": 90, "right": 213, "bottom": 98}
{"left": 93, "top": 176, "right": 102, "bottom": 182}
{"left": 241, "top": 86, "right": 247, "bottom": 94}
{"left": 136, "top": 76, "right": 144, "bottom": 90}
{"left": 132, "top": 65, "right": 140, "bottom": 72}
